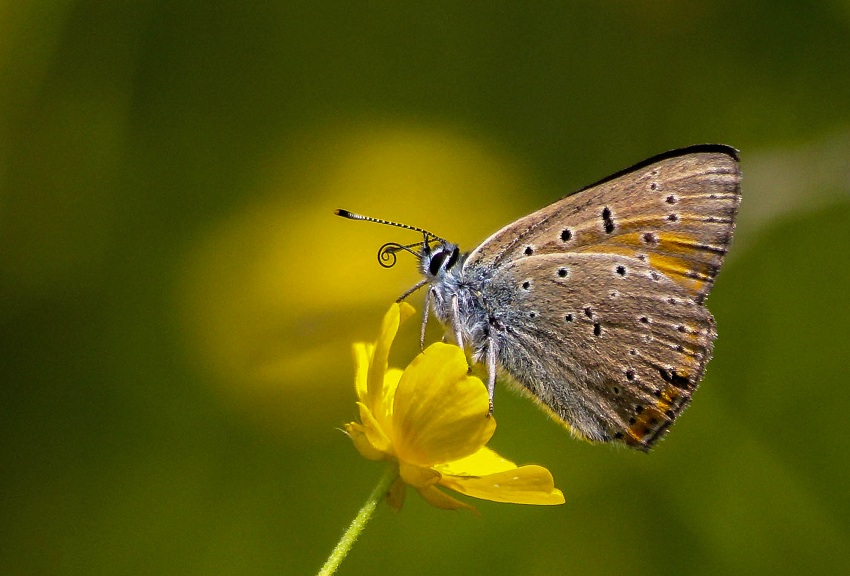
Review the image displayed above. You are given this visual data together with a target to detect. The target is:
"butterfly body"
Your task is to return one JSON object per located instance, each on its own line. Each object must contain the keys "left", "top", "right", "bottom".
{"left": 339, "top": 144, "right": 741, "bottom": 451}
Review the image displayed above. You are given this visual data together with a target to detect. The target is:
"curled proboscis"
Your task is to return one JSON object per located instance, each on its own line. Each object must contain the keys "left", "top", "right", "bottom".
{"left": 378, "top": 242, "right": 405, "bottom": 268}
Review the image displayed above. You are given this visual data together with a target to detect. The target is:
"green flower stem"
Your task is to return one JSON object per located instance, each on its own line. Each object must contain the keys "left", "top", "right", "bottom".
{"left": 317, "top": 465, "right": 396, "bottom": 576}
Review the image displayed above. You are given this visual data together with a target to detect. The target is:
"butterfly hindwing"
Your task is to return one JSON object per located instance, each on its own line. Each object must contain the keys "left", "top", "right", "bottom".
{"left": 478, "top": 251, "right": 715, "bottom": 450}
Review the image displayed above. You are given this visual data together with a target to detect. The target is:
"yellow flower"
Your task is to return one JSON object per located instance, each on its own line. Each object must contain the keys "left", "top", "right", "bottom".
{"left": 344, "top": 303, "right": 565, "bottom": 512}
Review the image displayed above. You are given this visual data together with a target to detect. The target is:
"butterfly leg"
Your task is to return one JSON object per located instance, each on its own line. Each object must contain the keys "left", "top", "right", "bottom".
{"left": 450, "top": 293, "right": 495, "bottom": 415}
{"left": 420, "top": 288, "right": 432, "bottom": 350}
{"left": 485, "top": 339, "right": 497, "bottom": 416}
{"left": 396, "top": 278, "right": 428, "bottom": 303}
{"left": 450, "top": 293, "right": 464, "bottom": 348}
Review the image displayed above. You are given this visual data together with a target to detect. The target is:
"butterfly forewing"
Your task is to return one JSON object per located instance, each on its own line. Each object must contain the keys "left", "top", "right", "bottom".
{"left": 466, "top": 145, "right": 741, "bottom": 304}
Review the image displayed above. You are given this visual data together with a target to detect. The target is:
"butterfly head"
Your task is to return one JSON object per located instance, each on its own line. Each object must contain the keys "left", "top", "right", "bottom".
{"left": 334, "top": 208, "right": 455, "bottom": 274}
{"left": 420, "top": 240, "right": 460, "bottom": 281}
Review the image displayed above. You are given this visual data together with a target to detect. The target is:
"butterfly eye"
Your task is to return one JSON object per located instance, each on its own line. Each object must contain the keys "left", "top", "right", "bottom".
{"left": 428, "top": 245, "right": 460, "bottom": 276}
{"left": 428, "top": 250, "right": 448, "bottom": 276}
{"left": 446, "top": 246, "right": 460, "bottom": 270}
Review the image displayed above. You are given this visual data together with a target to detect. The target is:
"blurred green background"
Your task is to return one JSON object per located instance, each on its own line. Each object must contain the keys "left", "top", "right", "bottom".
{"left": 2, "top": 2, "right": 849, "bottom": 575}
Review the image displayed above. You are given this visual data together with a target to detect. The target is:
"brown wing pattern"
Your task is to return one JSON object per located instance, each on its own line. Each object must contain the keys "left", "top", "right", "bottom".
{"left": 467, "top": 146, "right": 740, "bottom": 449}
{"left": 466, "top": 146, "right": 741, "bottom": 304}
{"left": 487, "top": 252, "right": 715, "bottom": 450}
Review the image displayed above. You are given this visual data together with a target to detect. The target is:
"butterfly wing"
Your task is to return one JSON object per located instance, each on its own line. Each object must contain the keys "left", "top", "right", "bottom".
{"left": 464, "top": 145, "right": 741, "bottom": 449}
{"left": 466, "top": 145, "right": 741, "bottom": 304}
{"left": 479, "top": 251, "right": 714, "bottom": 450}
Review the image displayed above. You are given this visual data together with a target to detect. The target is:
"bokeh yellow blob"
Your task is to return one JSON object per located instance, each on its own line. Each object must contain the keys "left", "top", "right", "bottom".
{"left": 176, "top": 119, "right": 535, "bottom": 433}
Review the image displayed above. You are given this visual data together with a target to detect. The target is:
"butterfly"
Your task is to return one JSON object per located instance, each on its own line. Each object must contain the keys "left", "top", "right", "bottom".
{"left": 337, "top": 144, "right": 741, "bottom": 450}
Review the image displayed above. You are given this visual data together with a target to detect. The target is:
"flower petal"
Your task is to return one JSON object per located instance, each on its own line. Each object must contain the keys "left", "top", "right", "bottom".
{"left": 367, "top": 303, "right": 415, "bottom": 411}
{"left": 373, "top": 368, "right": 403, "bottom": 438}
{"left": 416, "top": 485, "right": 477, "bottom": 513}
{"left": 355, "top": 402, "right": 393, "bottom": 456}
{"left": 434, "top": 446, "right": 518, "bottom": 476}
{"left": 344, "top": 422, "right": 386, "bottom": 461}
{"left": 398, "top": 460, "right": 440, "bottom": 488}
{"left": 440, "top": 465, "right": 565, "bottom": 505}
{"left": 386, "top": 476, "right": 407, "bottom": 511}
{"left": 352, "top": 342, "right": 373, "bottom": 404}
{"left": 392, "top": 343, "right": 495, "bottom": 466}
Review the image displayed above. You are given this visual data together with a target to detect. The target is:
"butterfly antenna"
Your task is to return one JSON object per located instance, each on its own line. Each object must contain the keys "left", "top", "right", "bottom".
{"left": 335, "top": 209, "right": 446, "bottom": 242}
